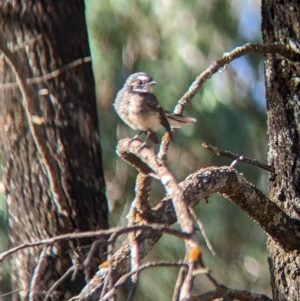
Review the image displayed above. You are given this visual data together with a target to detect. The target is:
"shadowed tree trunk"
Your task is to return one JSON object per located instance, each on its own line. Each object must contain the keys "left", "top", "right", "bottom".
{"left": 262, "top": 1, "right": 300, "bottom": 300}
{"left": 0, "top": 1, "right": 108, "bottom": 300}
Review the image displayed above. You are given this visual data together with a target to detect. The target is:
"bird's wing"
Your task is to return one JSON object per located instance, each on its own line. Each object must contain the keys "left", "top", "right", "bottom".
{"left": 145, "top": 94, "right": 173, "bottom": 141}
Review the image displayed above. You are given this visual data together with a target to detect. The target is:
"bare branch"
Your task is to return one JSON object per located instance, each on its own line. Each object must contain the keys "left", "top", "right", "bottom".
{"left": 0, "top": 224, "right": 191, "bottom": 262}
{"left": 117, "top": 138, "right": 200, "bottom": 299}
{"left": 83, "top": 239, "right": 108, "bottom": 281}
{"left": 44, "top": 265, "right": 81, "bottom": 301}
{"left": 0, "top": 55, "right": 91, "bottom": 90}
{"left": 158, "top": 44, "right": 300, "bottom": 158}
{"left": 0, "top": 40, "right": 70, "bottom": 216}
{"left": 76, "top": 138, "right": 299, "bottom": 301}
{"left": 117, "top": 139, "right": 195, "bottom": 235}
{"left": 100, "top": 261, "right": 188, "bottom": 301}
{"left": 172, "top": 268, "right": 186, "bottom": 301}
{"left": 174, "top": 43, "right": 300, "bottom": 115}
{"left": 202, "top": 142, "right": 275, "bottom": 173}
{"left": 194, "top": 285, "right": 273, "bottom": 301}
{"left": 133, "top": 173, "right": 153, "bottom": 218}
{"left": 0, "top": 289, "right": 28, "bottom": 299}
{"left": 28, "top": 247, "right": 49, "bottom": 301}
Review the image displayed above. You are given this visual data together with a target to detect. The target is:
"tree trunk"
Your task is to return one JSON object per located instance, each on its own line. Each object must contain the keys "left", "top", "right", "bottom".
{"left": 262, "top": 1, "right": 300, "bottom": 300}
{"left": 0, "top": 1, "right": 108, "bottom": 300}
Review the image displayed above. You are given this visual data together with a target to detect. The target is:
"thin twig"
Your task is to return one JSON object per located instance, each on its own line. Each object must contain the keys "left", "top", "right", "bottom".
{"left": 202, "top": 142, "right": 275, "bottom": 172}
{"left": 172, "top": 267, "right": 187, "bottom": 301}
{"left": 83, "top": 239, "right": 107, "bottom": 281}
{"left": 158, "top": 44, "right": 300, "bottom": 159}
{"left": 100, "top": 261, "right": 188, "bottom": 301}
{"left": 28, "top": 247, "right": 49, "bottom": 301}
{"left": 0, "top": 41, "right": 70, "bottom": 216}
{"left": 0, "top": 289, "right": 27, "bottom": 299}
{"left": 101, "top": 232, "right": 118, "bottom": 301}
{"left": 0, "top": 224, "right": 191, "bottom": 262}
{"left": 203, "top": 270, "right": 219, "bottom": 288}
{"left": 0, "top": 56, "right": 91, "bottom": 90}
{"left": 174, "top": 43, "right": 300, "bottom": 115}
{"left": 193, "top": 267, "right": 210, "bottom": 276}
{"left": 189, "top": 208, "right": 216, "bottom": 256}
{"left": 230, "top": 155, "right": 244, "bottom": 168}
{"left": 126, "top": 283, "right": 138, "bottom": 301}
{"left": 44, "top": 264, "right": 81, "bottom": 301}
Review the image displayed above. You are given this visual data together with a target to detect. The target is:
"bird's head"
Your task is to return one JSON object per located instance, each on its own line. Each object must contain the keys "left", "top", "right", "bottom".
{"left": 125, "top": 72, "right": 157, "bottom": 94}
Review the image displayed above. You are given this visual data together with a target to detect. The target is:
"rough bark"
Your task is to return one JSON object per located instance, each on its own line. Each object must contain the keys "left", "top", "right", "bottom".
{"left": 262, "top": 1, "right": 300, "bottom": 300}
{"left": 0, "top": 1, "right": 108, "bottom": 300}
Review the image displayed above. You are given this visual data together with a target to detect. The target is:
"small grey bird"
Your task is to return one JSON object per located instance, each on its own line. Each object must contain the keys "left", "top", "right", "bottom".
{"left": 113, "top": 72, "right": 196, "bottom": 144}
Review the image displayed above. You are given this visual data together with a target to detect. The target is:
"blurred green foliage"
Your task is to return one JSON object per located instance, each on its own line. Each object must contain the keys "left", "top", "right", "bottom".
{"left": 86, "top": 0, "right": 270, "bottom": 299}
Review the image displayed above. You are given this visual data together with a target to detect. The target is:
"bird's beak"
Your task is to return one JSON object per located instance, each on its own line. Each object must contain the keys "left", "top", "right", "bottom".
{"left": 149, "top": 81, "right": 157, "bottom": 86}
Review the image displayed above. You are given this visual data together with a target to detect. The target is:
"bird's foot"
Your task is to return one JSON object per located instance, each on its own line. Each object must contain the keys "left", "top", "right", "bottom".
{"left": 138, "top": 141, "right": 148, "bottom": 152}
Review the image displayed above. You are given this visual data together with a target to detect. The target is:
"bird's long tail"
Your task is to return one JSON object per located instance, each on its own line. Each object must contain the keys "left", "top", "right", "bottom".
{"left": 165, "top": 112, "right": 196, "bottom": 128}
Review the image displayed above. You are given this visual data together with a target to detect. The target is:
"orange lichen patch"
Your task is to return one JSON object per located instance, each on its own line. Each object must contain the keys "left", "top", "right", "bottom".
{"left": 99, "top": 260, "right": 111, "bottom": 269}
{"left": 135, "top": 212, "right": 143, "bottom": 223}
{"left": 162, "top": 132, "right": 170, "bottom": 141}
{"left": 188, "top": 246, "right": 202, "bottom": 262}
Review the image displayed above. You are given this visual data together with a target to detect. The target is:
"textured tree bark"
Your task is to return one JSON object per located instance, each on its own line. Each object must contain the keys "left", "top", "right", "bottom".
{"left": 262, "top": 1, "right": 300, "bottom": 300}
{"left": 0, "top": 1, "right": 108, "bottom": 300}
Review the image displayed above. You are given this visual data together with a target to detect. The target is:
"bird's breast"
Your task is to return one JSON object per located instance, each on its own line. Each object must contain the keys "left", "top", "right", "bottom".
{"left": 128, "top": 108, "right": 161, "bottom": 132}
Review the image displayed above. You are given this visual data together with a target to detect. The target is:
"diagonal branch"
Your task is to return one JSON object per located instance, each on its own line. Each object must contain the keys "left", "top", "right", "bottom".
{"left": 0, "top": 40, "right": 70, "bottom": 216}
{"left": 159, "top": 43, "right": 300, "bottom": 159}
{"left": 202, "top": 142, "right": 275, "bottom": 173}
{"left": 174, "top": 43, "right": 300, "bottom": 115}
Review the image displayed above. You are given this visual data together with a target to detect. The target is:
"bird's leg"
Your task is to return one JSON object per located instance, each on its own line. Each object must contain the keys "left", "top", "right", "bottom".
{"left": 132, "top": 131, "right": 143, "bottom": 141}
{"left": 140, "top": 132, "right": 149, "bottom": 149}
{"left": 131, "top": 131, "right": 147, "bottom": 150}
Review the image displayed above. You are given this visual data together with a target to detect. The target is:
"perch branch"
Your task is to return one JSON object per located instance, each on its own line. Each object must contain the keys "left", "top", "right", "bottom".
{"left": 117, "top": 138, "right": 200, "bottom": 300}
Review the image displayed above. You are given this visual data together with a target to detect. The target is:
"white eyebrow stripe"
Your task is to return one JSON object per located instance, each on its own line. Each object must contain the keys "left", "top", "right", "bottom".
{"left": 137, "top": 75, "right": 150, "bottom": 81}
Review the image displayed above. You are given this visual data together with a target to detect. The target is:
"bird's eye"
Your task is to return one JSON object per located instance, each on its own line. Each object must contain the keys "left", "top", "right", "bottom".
{"left": 137, "top": 80, "right": 143, "bottom": 85}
